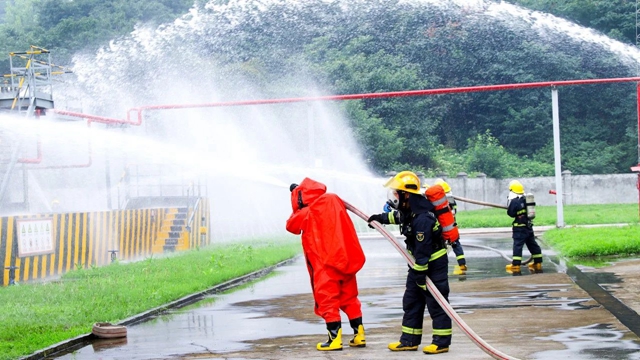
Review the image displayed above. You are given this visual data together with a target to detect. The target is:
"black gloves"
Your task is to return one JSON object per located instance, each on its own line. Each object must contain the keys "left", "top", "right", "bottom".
{"left": 367, "top": 213, "right": 386, "bottom": 228}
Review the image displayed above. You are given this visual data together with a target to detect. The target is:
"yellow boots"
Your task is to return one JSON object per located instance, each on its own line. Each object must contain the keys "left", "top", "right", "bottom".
{"left": 388, "top": 341, "right": 418, "bottom": 351}
{"left": 505, "top": 264, "right": 521, "bottom": 275}
{"left": 318, "top": 319, "right": 367, "bottom": 351}
{"left": 317, "top": 322, "right": 342, "bottom": 351}
{"left": 423, "top": 344, "right": 450, "bottom": 354}
{"left": 528, "top": 262, "right": 543, "bottom": 273}
{"left": 349, "top": 324, "right": 366, "bottom": 347}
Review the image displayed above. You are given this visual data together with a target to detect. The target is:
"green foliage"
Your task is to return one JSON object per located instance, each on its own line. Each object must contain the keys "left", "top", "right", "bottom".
{"left": 464, "top": 131, "right": 510, "bottom": 178}
{"left": 506, "top": 0, "right": 636, "bottom": 44}
{"left": 1, "top": 0, "right": 637, "bottom": 175}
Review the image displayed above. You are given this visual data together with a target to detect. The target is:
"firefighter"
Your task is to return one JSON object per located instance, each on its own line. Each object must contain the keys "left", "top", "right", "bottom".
{"left": 286, "top": 178, "right": 367, "bottom": 351}
{"left": 367, "top": 171, "right": 452, "bottom": 354}
{"left": 506, "top": 180, "right": 543, "bottom": 275}
{"left": 433, "top": 178, "right": 467, "bottom": 273}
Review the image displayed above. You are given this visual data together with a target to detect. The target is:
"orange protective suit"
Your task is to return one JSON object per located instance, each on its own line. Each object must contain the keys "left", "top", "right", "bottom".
{"left": 286, "top": 178, "right": 365, "bottom": 323}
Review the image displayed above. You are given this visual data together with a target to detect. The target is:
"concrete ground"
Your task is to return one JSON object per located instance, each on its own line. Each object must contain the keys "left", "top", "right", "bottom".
{"left": 51, "top": 233, "right": 640, "bottom": 360}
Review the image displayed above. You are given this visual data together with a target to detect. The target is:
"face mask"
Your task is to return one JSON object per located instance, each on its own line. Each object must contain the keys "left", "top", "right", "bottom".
{"left": 387, "top": 188, "right": 400, "bottom": 209}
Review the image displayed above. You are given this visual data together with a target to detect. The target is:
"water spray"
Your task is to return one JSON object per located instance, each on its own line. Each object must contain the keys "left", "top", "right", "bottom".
{"left": 344, "top": 201, "right": 521, "bottom": 360}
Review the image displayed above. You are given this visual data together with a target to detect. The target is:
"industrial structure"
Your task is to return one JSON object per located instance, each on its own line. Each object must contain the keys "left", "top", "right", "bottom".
{"left": 0, "top": 47, "right": 211, "bottom": 286}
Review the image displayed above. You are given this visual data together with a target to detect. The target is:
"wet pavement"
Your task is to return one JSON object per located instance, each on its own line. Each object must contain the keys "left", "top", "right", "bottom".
{"left": 52, "top": 234, "right": 640, "bottom": 360}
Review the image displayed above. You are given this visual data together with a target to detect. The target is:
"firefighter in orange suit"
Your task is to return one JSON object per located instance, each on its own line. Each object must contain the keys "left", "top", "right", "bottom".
{"left": 286, "top": 178, "right": 366, "bottom": 351}
{"left": 367, "top": 171, "right": 452, "bottom": 355}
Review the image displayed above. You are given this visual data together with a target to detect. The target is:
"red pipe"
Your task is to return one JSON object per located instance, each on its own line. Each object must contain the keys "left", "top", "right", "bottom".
{"left": 128, "top": 76, "right": 640, "bottom": 119}
{"left": 18, "top": 139, "right": 42, "bottom": 164}
{"left": 29, "top": 122, "right": 92, "bottom": 169}
{"left": 52, "top": 109, "right": 136, "bottom": 126}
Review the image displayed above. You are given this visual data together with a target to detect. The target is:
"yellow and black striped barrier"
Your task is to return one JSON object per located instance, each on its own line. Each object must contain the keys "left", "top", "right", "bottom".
{"left": 0, "top": 199, "right": 210, "bottom": 286}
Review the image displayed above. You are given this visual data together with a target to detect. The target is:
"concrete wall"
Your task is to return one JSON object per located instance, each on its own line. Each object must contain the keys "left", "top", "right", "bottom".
{"left": 422, "top": 172, "right": 639, "bottom": 211}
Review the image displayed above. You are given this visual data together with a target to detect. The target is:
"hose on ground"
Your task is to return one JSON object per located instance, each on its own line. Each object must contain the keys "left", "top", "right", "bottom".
{"left": 449, "top": 196, "right": 533, "bottom": 265}
{"left": 463, "top": 243, "right": 532, "bottom": 265}
{"left": 345, "top": 201, "right": 521, "bottom": 360}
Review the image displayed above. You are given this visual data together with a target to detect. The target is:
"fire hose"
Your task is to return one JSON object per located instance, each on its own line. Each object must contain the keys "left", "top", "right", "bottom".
{"left": 345, "top": 201, "right": 521, "bottom": 360}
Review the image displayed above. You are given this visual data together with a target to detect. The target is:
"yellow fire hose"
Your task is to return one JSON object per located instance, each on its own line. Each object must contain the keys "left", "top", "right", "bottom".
{"left": 345, "top": 201, "right": 521, "bottom": 360}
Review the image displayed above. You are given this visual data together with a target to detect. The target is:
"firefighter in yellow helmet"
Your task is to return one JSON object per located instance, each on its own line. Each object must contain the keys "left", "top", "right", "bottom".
{"left": 506, "top": 180, "right": 543, "bottom": 275}
{"left": 367, "top": 171, "right": 452, "bottom": 354}
{"left": 434, "top": 178, "right": 466, "bottom": 273}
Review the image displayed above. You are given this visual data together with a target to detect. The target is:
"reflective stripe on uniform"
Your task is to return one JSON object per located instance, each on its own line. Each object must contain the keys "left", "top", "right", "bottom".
{"left": 512, "top": 256, "right": 522, "bottom": 261}
{"left": 430, "top": 248, "right": 447, "bottom": 262}
{"left": 442, "top": 224, "right": 455, "bottom": 232}
{"left": 413, "top": 263, "right": 429, "bottom": 271}
{"left": 456, "top": 254, "right": 465, "bottom": 260}
{"left": 431, "top": 196, "right": 446, "bottom": 206}
{"left": 388, "top": 212, "right": 396, "bottom": 224}
{"left": 432, "top": 328, "right": 452, "bottom": 336}
{"left": 402, "top": 326, "right": 423, "bottom": 335}
{"left": 532, "top": 254, "right": 543, "bottom": 258}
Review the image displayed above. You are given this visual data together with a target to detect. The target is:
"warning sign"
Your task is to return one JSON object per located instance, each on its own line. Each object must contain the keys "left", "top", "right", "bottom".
{"left": 17, "top": 218, "right": 55, "bottom": 257}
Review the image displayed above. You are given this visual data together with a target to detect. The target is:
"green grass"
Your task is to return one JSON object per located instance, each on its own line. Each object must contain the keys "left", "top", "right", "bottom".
{"left": 0, "top": 239, "right": 302, "bottom": 360}
{"left": 542, "top": 224, "right": 640, "bottom": 258}
{"left": 456, "top": 203, "right": 640, "bottom": 228}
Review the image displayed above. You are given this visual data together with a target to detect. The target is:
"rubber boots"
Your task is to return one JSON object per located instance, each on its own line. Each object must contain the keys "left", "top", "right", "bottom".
{"left": 528, "top": 262, "right": 543, "bottom": 273}
{"left": 423, "top": 344, "right": 450, "bottom": 354}
{"left": 348, "top": 317, "right": 366, "bottom": 347}
{"left": 505, "top": 264, "right": 521, "bottom": 275}
{"left": 388, "top": 341, "right": 419, "bottom": 351}
{"left": 317, "top": 322, "right": 342, "bottom": 351}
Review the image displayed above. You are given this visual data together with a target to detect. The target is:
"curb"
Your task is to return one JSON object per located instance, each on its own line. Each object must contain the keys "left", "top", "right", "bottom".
{"left": 21, "top": 256, "right": 299, "bottom": 360}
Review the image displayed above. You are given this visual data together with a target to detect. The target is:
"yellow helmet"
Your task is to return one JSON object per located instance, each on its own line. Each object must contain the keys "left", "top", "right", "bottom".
{"left": 384, "top": 171, "right": 422, "bottom": 194}
{"left": 434, "top": 178, "right": 451, "bottom": 193}
{"left": 509, "top": 180, "right": 525, "bottom": 194}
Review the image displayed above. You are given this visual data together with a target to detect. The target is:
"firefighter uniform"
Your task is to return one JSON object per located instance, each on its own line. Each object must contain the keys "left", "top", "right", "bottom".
{"left": 369, "top": 173, "right": 452, "bottom": 354}
{"left": 507, "top": 195, "right": 542, "bottom": 268}
{"left": 506, "top": 180, "right": 542, "bottom": 274}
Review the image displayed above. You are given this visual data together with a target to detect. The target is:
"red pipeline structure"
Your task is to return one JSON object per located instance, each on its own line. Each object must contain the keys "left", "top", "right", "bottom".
{"left": 53, "top": 76, "right": 640, "bottom": 218}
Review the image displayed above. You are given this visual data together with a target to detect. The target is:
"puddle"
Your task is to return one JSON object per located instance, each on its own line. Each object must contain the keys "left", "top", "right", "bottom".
{"left": 533, "top": 323, "right": 640, "bottom": 360}
{"left": 48, "top": 236, "right": 637, "bottom": 360}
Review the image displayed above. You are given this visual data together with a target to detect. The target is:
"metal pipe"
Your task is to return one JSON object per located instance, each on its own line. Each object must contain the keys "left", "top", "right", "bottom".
{"left": 17, "top": 138, "right": 42, "bottom": 164}
{"left": 52, "top": 109, "right": 137, "bottom": 126}
{"left": 552, "top": 88, "right": 565, "bottom": 228}
{"left": 127, "top": 77, "right": 640, "bottom": 120}
{"left": 28, "top": 122, "right": 92, "bottom": 169}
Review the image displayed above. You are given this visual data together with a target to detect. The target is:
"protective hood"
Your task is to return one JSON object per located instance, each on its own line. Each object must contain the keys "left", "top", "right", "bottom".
{"left": 290, "top": 177, "right": 327, "bottom": 211}
{"left": 285, "top": 177, "right": 365, "bottom": 275}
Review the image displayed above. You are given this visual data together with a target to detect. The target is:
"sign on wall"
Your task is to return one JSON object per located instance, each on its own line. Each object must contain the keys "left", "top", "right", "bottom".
{"left": 17, "top": 218, "right": 55, "bottom": 257}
